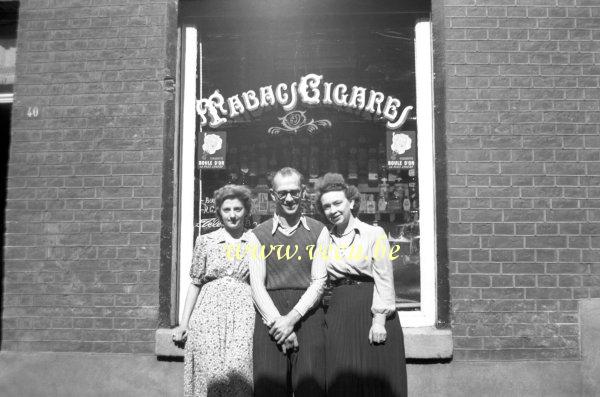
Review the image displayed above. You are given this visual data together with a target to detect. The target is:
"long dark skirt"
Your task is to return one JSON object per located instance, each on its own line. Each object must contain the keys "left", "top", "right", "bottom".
{"left": 325, "top": 282, "right": 407, "bottom": 397}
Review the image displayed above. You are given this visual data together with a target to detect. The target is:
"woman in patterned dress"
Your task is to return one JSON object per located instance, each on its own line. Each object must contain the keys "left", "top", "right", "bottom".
{"left": 172, "top": 184, "right": 255, "bottom": 397}
{"left": 315, "top": 173, "right": 407, "bottom": 397}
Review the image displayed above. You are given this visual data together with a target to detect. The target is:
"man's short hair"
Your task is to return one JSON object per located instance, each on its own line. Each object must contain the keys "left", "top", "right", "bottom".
{"left": 271, "top": 167, "right": 304, "bottom": 189}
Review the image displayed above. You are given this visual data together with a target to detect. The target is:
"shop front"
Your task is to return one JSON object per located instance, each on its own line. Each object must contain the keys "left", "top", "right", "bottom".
{"left": 155, "top": 0, "right": 451, "bottom": 357}
{"left": 4, "top": 0, "right": 600, "bottom": 395}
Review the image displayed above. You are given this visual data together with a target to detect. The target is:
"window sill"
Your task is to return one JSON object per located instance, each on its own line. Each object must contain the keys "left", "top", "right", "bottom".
{"left": 155, "top": 326, "right": 453, "bottom": 359}
{"left": 403, "top": 326, "right": 453, "bottom": 359}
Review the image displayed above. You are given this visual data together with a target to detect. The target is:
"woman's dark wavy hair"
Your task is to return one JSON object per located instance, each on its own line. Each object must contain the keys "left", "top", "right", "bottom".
{"left": 314, "top": 173, "right": 360, "bottom": 217}
{"left": 213, "top": 184, "right": 253, "bottom": 221}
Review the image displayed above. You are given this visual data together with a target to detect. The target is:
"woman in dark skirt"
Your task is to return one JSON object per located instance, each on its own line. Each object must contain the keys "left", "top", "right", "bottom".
{"left": 315, "top": 173, "right": 407, "bottom": 397}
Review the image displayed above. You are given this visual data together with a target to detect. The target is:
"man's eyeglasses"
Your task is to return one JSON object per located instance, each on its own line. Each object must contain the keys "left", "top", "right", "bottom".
{"left": 273, "top": 189, "right": 302, "bottom": 201}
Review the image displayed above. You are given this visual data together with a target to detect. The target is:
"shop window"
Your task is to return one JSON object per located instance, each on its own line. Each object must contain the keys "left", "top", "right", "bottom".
{"left": 176, "top": 1, "right": 438, "bottom": 328}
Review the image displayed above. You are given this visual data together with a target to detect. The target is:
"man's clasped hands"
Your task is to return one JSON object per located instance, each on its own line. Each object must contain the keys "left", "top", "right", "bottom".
{"left": 268, "top": 310, "right": 302, "bottom": 354}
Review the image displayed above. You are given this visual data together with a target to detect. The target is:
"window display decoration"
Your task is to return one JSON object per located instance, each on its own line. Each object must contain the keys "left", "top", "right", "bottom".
{"left": 391, "top": 132, "right": 412, "bottom": 155}
{"left": 197, "top": 73, "right": 413, "bottom": 131}
{"left": 202, "top": 133, "right": 223, "bottom": 154}
{"left": 387, "top": 130, "right": 416, "bottom": 170}
{"left": 200, "top": 217, "right": 221, "bottom": 230}
{"left": 267, "top": 110, "right": 331, "bottom": 135}
{"left": 198, "top": 131, "right": 227, "bottom": 169}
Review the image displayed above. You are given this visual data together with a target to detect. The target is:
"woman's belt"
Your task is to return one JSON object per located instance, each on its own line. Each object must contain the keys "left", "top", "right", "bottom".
{"left": 322, "top": 276, "right": 373, "bottom": 308}
{"left": 327, "top": 275, "right": 374, "bottom": 288}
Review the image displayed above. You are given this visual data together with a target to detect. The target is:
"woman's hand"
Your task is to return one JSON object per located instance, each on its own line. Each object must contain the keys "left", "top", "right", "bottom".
{"left": 172, "top": 325, "right": 188, "bottom": 344}
{"left": 368, "top": 323, "right": 387, "bottom": 345}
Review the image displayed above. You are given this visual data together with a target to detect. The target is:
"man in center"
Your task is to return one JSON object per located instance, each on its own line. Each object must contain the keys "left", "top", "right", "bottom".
{"left": 249, "top": 167, "right": 328, "bottom": 397}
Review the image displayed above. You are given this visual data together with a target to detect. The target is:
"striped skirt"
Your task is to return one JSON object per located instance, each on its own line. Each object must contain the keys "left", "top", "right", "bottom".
{"left": 325, "top": 281, "right": 407, "bottom": 397}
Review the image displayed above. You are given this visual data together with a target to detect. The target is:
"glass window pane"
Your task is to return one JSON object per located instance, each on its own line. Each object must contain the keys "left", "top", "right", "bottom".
{"left": 185, "top": 1, "right": 430, "bottom": 311}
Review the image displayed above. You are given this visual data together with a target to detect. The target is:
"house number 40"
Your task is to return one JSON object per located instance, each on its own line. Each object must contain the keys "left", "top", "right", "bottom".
{"left": 27, "top": 107, "right": 39, "bottom": 118}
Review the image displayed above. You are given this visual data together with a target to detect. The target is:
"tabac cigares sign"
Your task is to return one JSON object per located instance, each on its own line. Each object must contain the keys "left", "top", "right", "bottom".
{"left": 196, "top": 73, "right": 414, "bottom": 131}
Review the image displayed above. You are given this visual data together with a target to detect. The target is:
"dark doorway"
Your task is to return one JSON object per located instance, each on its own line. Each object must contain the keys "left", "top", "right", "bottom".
{"left": 0, "top": 0, "right": 18, "bottom": 348}
{"left": 0, "top": 103, "right": 10, "bottom": 345}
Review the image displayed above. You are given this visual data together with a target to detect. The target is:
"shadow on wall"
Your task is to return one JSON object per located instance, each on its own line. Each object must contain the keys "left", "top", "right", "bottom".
{"left": 0, "top": 104, "right": 12, "bottom": 346}
{"left": 202, "top": 372, "right": 252, "bottom": 396}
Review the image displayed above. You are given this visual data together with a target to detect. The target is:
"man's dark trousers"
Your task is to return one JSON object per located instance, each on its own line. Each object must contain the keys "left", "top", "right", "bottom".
{"left": 253, "top": 289, "right": 326, "bottom": 397}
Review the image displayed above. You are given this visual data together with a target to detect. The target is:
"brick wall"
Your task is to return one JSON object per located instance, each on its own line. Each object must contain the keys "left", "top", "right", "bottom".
{"left": 2, "top": 0, "right": 174, "bottom": 353}
{"left": 3, "top": 0, "right": 599, "bottom": 362}
{"left": 445, "top": 0, "right": 600, "bottom": 360}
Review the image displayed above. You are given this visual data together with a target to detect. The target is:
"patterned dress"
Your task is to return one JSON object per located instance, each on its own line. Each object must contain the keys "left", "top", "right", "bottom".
{"left": 184, "top": 228, "right": 255, "bottom": 397}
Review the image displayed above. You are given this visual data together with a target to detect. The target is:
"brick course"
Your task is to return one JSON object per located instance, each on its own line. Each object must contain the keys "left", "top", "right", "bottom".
{"left": 2, "top": 0, "right": 173, "bottom": 353}
{"left": 446, "top": 0, "right": 600, "bottom": 360}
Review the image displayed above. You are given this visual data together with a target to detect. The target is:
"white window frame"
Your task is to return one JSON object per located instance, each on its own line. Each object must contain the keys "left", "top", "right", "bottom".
{"left": 177, "top": 21, "right": 437, "bottom": 328}
{"left": 398, "top": 21, "right": 437, "bottom": 327}
{"left": 178, "top": 26, "right": 199, "bottom": 321}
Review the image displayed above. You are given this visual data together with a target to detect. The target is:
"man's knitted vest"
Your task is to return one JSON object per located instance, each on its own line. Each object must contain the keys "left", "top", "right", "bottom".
{"left": 252, "top": 217, "right": 325, "bottom": 290}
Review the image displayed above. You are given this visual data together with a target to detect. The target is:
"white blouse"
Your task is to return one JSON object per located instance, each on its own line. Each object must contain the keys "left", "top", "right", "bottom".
{"left": 325, "top": 217, "right": 397, "bottom": 317}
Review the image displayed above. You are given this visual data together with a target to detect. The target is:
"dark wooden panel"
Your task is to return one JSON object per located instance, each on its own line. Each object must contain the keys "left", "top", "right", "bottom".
{"left": 181, "top": 0, "right": 430, "bottom": 19}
